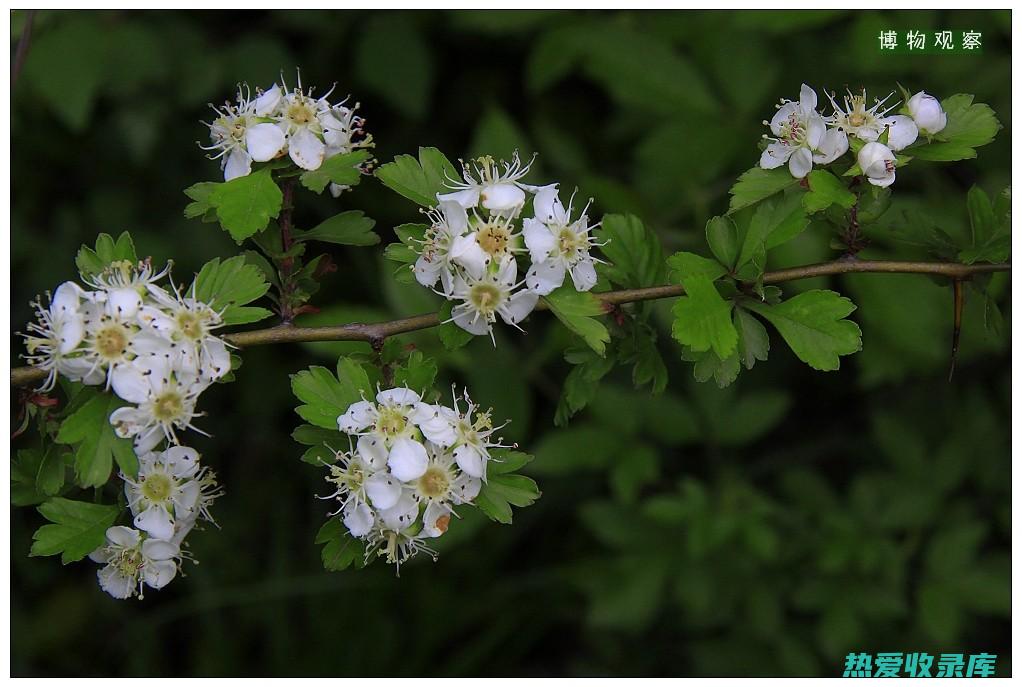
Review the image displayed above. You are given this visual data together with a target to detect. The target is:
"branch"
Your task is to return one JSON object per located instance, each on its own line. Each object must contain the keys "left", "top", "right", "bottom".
{"left": 9, "top": 259, "right": 1010, "bottom": 387}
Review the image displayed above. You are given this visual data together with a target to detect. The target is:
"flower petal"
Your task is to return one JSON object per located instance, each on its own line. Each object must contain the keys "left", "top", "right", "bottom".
{"left": 365, "top": 472, "right": 402, "bottom": 510}
{"left": 246, "top": 122, "right": 286, "bottom": 162}
{"left": 288, "top": 127, "right": 326, "bottom": 171}
{"left": 134, "top": 506, "right": 175, "bottom": 541}
{"left": 453, "top": 444, "right": 485, "bottom": 479}
{"left": 387, "top": 438, "right": 429, "bottom": 482}
{"left": 788, "top": 147, "right": 813, "bottom": 179}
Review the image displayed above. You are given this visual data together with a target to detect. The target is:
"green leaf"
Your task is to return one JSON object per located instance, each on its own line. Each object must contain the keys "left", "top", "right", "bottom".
{"left": 183, "top": 181, "right": 220, "bottom": 221}
{"left": 666, "top": 251, "right": 728, "bottom": 284}
{"left": 354, "top": 14, "right": 434, "bottom": 120}
{"left": 391, "top": 351, "right": 438, "bottom": 393}
{"left": 555, "top": 347, "right": 617, "bottom": 426}
{"left": 681, "top": 345, "right": 740, "bottom": 388}
{"left": 966, "top": 185, "right": 996, "bottom": 247}
{"left": 595, "top": 213, "right": 665, "bottom": 287}
{"left": 315, "top": 518, "right": 365, "bottom": 571}
{"left": 542, "top": 285, "right": 610, "bottom": 355}
{"left": 376, "top": 147, "right": 459, "bottom": 207}
{"left": 75, "top": 232, "right": 138, "bottom": 279}
{"left": 209, "top": 168, "right": 283, "bottom": 243}
{"left": 488, "top": 449, "right": 535, "bottom": 475}
{"left": 935, "top": 93, "right": 1001, "bottom": 148}
{"left": 910, "top": 142, "right": 978, "bottom": 162}
{"left": 291, "top": 359, "right": 372, "bottom": 430}
{"left": 803, "top": 170, "right": 857, "bottom": 214}
{"left": 192, "top": 255, "right": 272, "bottom": 326}
{"left": 292, "top": 424, "right": 341, "bottom": 466}
{"left": 294, "top": 210, "right": 379, "bottom": 246}
{"left": 672, "top": 276, "right": 738, "bottom": 359}
{"left": 728, "top": 166, "right": 800, "bottom": 214}
{"left": 36, "top": 446, "right": 67, "bottom": 496}
{"left": 12, "top": 449, "right": 47, "bottom": 507}
{"left": 475, "top": 473, "right": 541, "bottom": 524}
{"left": 734, "top": 193, "right": 809, "bottom": 279}
{"left": 705, "top": 215, "right": 740, "bottom": 269}
{"left": 55, "top": 392, "right": 137, "bottom": 486}
{"left": 30, "top": 498, "right": 121, "bottom": 564}
{"left": 734, "top": 307, "right": 770, "bottom": 370}
{"left": 743, "top": 290, "right": 862, "bottom": 371}
{"left": 298, "top": 150, "right": 371, "bottom": 194}
{"left": 438, "top": 301, "right": 475, "bottom": 350}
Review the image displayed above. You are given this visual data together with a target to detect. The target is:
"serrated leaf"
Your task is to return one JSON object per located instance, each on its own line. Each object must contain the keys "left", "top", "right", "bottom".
{"left": 936, "top": 93, "right": 1001, "bottom": 148}
{"left": 743, "top": 290, "right": 862, "bottom": 371}
{"left": 208, "top": 168, "right": 283, "bottom": 243}
{"left": 36, "top": 446, "right": 67, "bottom": 496}
{"left": 55, "top": 391, "right": 137, "bottom": 486}
{"left": 30, "top": 498, "right": 121, "bottom": 564}
{"left": 595, "top": 213, "right": 665, "bottom": 287}
{"left": 734, "top": 306, "right": 770, "bottom": 370}
{"left": 75, "top": 232, "right": 138, "bottom": 279}
{"left": 475, "top": 473, "right": 541, "bottom": 524}
{"left": 672, "top": 277, "right": 738, "bottom": 359}
{"left": 488, "top": 449, "right": 535, "bottom": 475}
{"left": 391, "top": 351, "right": 438, "bottom": 393}
{"left": 666, "top": 251, "right": 727, "bottom": 284}
{"left": 542, "top": 285, "right": 610, "bottom": 355}
{"left": 555, "top": 347, "right": 616, "bottom": 426}
{"left": 376, "top": 147, "right": 459, "bottom": 207}
{"left": 315, "top": 518, "right": 365, "bottom": 571}
{"left": 292, "top": 424, "right": 341, "bottom": 466}
{"left": 803, "top": 169, "right": 857, "bottom": 214}
{"left": 291, "top": 359, "right": 372, "bottom": 430}
{"left": 728, "top": 166, "right": 799, "bottom": 214}
{"left": 681, "top": 345, "right": 740, "bottom": 388}
{"left": 298, "top": 150, "right": 371, "bottom": 194}
{"left": 294, "top": 210, "right": 379, "bottom": 247}
{"left": 192, "top": 255, "right": 272, "bottom": 326}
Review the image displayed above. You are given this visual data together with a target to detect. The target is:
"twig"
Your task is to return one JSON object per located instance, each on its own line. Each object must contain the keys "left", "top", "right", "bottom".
{"left": 9, "top": 259, "right": 1011, "bottom": 387}
{"left": 11, "top": 10, "right": 36, "bottom": 90}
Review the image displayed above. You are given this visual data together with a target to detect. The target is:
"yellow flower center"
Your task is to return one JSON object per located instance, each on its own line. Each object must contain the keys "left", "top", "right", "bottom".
{"left": 417, "top": 466, "right": 450, "bottom": 499}
{"left": 141, "top": 473, "right": 173, "bottom": 503}
{"left": 114, "top": 548, "right": 143, "bottom": 578}
{"left": 375, "top": 406, "right": 407, "bottom": 437}
{"left": 176, "top": 311, "right": 204, "bottom": 341}
{"left": 469, "top": 283, "right": 502, "bottom": 315}
{"left": 152, "top": 391, "right": 184, "bottom": 422}
{"left": 476, "top": 224, "right": 510, "bottom": 256}
{"left": 287, "top": 101, "right": 316, "bottom": 126}
{"left": 95, "top": 324, "right": 129, "bottom": 360}
{"left": 557, "top": 227, "right": 581, "bottom": 255}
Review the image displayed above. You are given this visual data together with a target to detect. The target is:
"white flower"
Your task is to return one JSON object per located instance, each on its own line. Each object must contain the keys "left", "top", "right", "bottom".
{"left": 321, "top": 448, "right": 404, "bottom": 537}
{"left": 907, "top": 91, "right": 947, "bottom": 135}
{"left": 109, "top": 356, "right": 210, "bottom": 452}
{"left": 826, "top": 88, "right": 918, "bottom": 151}
{"left": 22, "top": 282, "right": 88, "bottom": 391}
{"left": 412, "top": 201, "right": 469, "bottom": 296}
{"left": 523, "top": 185, "right": 603, "bottom": 295}
{"left": 857, "top": 142, "right": 897, "bottom": 188}
{"left": 412, "top": 442, "right": 482, "bottom": 537}
{"left": 364, "top": 524, "right": 438, "bottom": 574}
{"left": 89, "top": 526, "right": 180, "bottom": 599}
{"left": 140, "top": 283, "right": 231, "bottom": 382}
{"left": 447, "top": 388, "right": 510, "bottom": 479}
{"left": 201, "top": 85, "right": 286, "bottom": 181}
{"left": 123, "top": 445, "right": 219, "bottom": 540}
{"left": 759, "top": 84, "right": 829, "bottom": 178}
{"left": 447, "top": 256, "right": 538, "bottom": 342}
{"left": 336, "top": 387, "right": 430, "bottom": 482}
{"left": 438, "top": 152, "right": 536, "bottom": 215}
{"left": 450, "top": 211, "right": 523, "bottom": 278}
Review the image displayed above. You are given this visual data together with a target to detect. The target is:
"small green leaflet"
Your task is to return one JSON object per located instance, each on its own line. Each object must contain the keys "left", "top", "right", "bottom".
{"left": 292, "top": 424, "right": 341, "bottom": 466}
{"left": 959, "top": 185, "right": 1010, "bottom": 264}
{"left": 294, "top": 210, "right": 380, "bottom": 246}
{"left": 666, "top": 251, "right": 727, "bottom": 284}
{"left": 391, "top": 350, "right": 438, "bottom": 393}
{"left": 55, "top": 391, "right": 138, "bottom": 486}
{"left": 299, "top": 150, "right": 371, "bottom": 194}
{"left": 728, "top": 166, "right": 800, "bottom": 214}
{"left": 912, "top": 94, "right": 1001, "bottom": 162}
{"left": 315, "top": 518, "right": 366, "bottom": 571}
{"left": 184, "top": 168, "right": 283, "bottom": 243}
{"left": 705, "top": 215, "right": 739, "bottom": 269}
{"left": 671, "top": 277, "right": 738, "bottom": 359}
{"left": 743, "top": 289, "right": 862, "bottom": 371}
{"left": 802, "top": 169, "right": 857, "bottom": 214}
{"left": 475, "top": 457, "right": 541, "bottom": 525}
{"left": 734, "top": 306, "right": 770, "bottom": 370}
{"left": 542, "top": 285, "right": 611, "bottom": 355}
{"left": 75, "top": 232, "right": 137, "bottom": 280}
{"left": 555, "top": 346, "right": 617, "bottom": 426}
{"left": 595, "top": 213, "right": 665, "bottom": 287}
{"left": 681, "top": 345, "right": 740, "bottom": 388}
{"left": 291, "top": 357, "right": 373, "bottom": 430}
{"left": 376, "top": 146, "right": 460, "bottom": 207}
{"left": 731, "top": 193, "right": 809, "bottom": 280}
{"left": 192, "top": 255, "right": 272, "bottom": 326}
{"left": 30, "top": 498, "right": 121, "bottom": 564}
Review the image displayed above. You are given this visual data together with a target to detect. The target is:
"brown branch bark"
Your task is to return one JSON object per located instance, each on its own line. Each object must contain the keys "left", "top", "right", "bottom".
{"left": 9, "top": 259, "right": 1010, "bottom": 387}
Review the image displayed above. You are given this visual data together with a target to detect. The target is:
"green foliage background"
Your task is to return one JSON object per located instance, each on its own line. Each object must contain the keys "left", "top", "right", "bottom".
{"left": 11, "top": 9, "right": 1010, "bottom": 677}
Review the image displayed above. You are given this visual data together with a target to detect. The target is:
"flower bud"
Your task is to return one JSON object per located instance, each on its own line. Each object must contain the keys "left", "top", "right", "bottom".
{"left": 907, "top": 91, "right": 947, "bottom": 135}
{"left": 857, "top": 142, "right": 897, "bottom": 188}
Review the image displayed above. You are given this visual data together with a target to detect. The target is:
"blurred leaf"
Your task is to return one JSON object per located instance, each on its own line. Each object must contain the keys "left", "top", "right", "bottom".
{"left": 469, "top": 106, "right": 532, "bottom": 162}
{"left": 596, "top": 213, "right": 666, "bottom": 287}
{"left": 555, "top": 346, "right": 616, "bottom": 426}
{"left": 291, "top": 424, "right": 339, "bottom": 466}
{"left": 315, "top": 518, "right": 366, "bottom": 571}
{"left": 355, "top": 14, "right": 434, "bottom": 119}
{"left": 391, "top": 351, "right": 438, "bottom": 393}
{"left": 29, "top": 498, "right": 120, "bottom": 564}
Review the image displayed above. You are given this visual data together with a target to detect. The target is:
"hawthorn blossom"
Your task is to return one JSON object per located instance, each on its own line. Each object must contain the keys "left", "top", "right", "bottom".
{"left": 412, "top": 201, "right": 470, "bottom": 296}
{"left": 201, "top": 85, "right": 286, "bottom": 181}
{"left": 123, "top": 446, "right": 220, "bottom": 540}
{"left": 337, "top": 387, "right": 430, "bottom": 481}
{"left": 759, "top": 84, "right": 833, "bottom": 178}
{"left": 857, "top": 141, "right": 898, "bottom": 188}
{"left": 907, "top": 91, "right": 948, "bottom": 135}
{"left": 826, "top": 88, "right": 918, "bottom": 151}
{"left": 21, "top": 282, "right": 89, "bottom": 391}
{"left": 89, "top": 526, "right": 180, "bottom": 600}
{"left": 523, "top": 184, "right": 603, "bottom": 295}
{"left": 438, "top": 152, "right": 536, "bottom": 215}
{"left": 447, "top": 256, "right": 538, "bottom": 342}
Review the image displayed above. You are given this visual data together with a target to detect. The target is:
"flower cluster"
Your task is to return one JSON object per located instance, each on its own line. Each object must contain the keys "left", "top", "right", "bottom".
{"left": 24, "top": 260, "right": 231, "bottom": 454}
{"left": 409, "top": 152, "right": 607, "bottom": 342}
{"left": 325, "top": 386, "right": 510, "bottom": 571}
{"left": 201, "top": 72, "right": 373, "bottom": 194}
{"left": 759, "top": 84, "right": 948, "bottom": 188}
{"left": 90, "top": 445, "right": 222, "bottom": 599}
{"left": 23, "top": 261, "right": 229, "bottom": 599}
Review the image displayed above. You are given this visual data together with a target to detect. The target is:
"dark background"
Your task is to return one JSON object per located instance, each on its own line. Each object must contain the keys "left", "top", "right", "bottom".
{"left": 11, "top": 9, "right": 1011, "bottom": 677}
